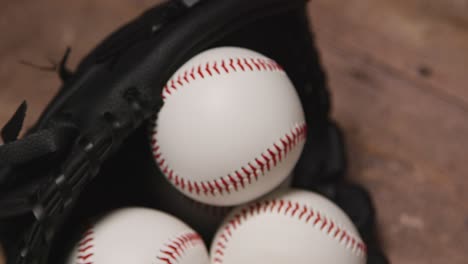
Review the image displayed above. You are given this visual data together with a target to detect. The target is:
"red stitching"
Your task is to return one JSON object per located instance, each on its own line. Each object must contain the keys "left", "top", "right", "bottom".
{"left": 151, "top": 122, "right": 307, "bottom": 197}
{"left": 156, "top": 233, "right": 203, "bottom": 264}
{"left": 183, "top": 70, "right": 189, "bottom": 83}
{"left": 213, "top": 62, "right": 221, "bottom": 74}
{"left": 176, "top": 75, "right": 183, "bottom": 86}
{"left": 205, "top": 62, "right": 213, "bottom": 76}
{"left": 161, "top": 57, "right": 284, "bottom": 101}
{"left": 243, "top": 58, "right": 253, "bottom": 71}
{"left": 257, "top": 59, "right": 267, "bottom": 70}
{"left": 76, "top": 229, "right": 204, "bottom": 264}
{"left": 250, "top": 58, "right": 261, "bottom": 70}
{"left": 197, "top": 65, "right": 204, "bottom": 79}
{"left": 76, "top": 227, "right": 95, "bottom": 264}
{"left": 212, "top": 200, "right": 367, "bottom": 263}
{"left": 190, "top": 67, "right": 196, "bottom": 80}
{"left": 221, "top": 60, "right": 229, "bottom": 73}
{"left": 229, "top": 59, "right": 236, "bottom": 71}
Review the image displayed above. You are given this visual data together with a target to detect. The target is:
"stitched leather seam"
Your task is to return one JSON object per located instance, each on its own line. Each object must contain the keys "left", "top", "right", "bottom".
{"left": 212, "top": 200, "right": 367, "bottom": 263}
{"left": 156, "top": 232, "right": 204, "bottom": 264}
{"left": 76, "top": 228, "right": 95, "bottom": 264}
{"left": 161, "top": 57, "right": 284, "bottom": 101}
{"left": 151, "top": 122, "right": 307, "bottom": 196}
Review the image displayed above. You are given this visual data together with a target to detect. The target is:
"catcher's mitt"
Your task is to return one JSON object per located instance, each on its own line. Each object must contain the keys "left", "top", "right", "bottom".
{"left": 0, "top": 0, "right": 387, "bottom": 263}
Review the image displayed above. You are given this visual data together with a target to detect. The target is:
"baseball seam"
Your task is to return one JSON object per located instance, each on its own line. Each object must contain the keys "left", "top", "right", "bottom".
{"left": 156, "top": 232, "right": 204, "bottom": 264}
{"left": 161, "top": 57, "right": 284, "bottom": 101}
{"left": 212, "top": 199, "right": 367, "bottom": 263}
{"left": 76, "top": 228, "right": 95, "bottom": 264}
{"left": 150, "top": 121, "right": 307, "bottom": 196}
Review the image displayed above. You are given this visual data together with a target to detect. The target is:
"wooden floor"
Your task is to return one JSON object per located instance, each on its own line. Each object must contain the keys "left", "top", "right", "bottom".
{"left": 0, "top": 1, "right": 467, "bottom": 263}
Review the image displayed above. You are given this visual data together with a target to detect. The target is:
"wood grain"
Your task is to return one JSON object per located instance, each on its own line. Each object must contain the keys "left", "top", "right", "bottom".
{"left": 392, "top": 0, "right": 468, "bottom": 27}
{"left": 309, "top": 0, "right": 468, "bottom": 263}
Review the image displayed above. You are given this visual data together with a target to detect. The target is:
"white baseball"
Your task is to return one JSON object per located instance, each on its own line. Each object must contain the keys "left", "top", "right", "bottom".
{"left": 150, "top": 47, "right": 306, "bottom": 206}
{"left": 210, "top": 189, "right": 367, "bottom": 264}
{"left": 66, "top": 207, "right": 209, "bottom": 264}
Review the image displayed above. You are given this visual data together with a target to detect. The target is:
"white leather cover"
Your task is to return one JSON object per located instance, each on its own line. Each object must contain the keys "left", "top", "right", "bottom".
{"left": 66, "top": 207, "right": 209, "bottom": 264}
{"left": 210, "top": 189, "right": 367, "bottom": 264}
{"left": 151, "top": 47, "right": 306, "bottom": 206}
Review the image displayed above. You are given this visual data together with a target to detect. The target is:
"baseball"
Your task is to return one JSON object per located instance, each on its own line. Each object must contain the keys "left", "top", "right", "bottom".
{"left": 66, "top": 207, "right": 209, "bottom": 264}
{"left": 150, "top": 47, "right": 306, "bottom": 206}
{"left": 210, "top": 189, "right": 367, "bottom": 264}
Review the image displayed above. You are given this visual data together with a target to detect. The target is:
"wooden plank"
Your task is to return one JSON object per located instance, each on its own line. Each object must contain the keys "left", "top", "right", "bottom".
{"left": 391, "top": 0, "right": 468, "bottom": 27}
{"left": 319, "top": 45, "right": 468, "bottom": 264}
{"left": 309, "top": 0, "right": 468, "bottom": 110}
{"left": 309, "top": 1, "right": 468, "bottom": 263}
